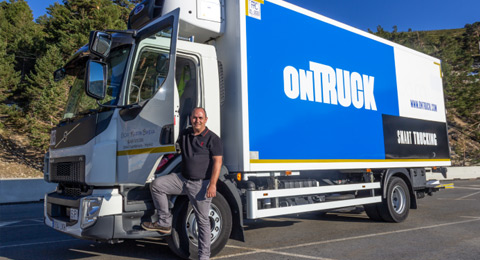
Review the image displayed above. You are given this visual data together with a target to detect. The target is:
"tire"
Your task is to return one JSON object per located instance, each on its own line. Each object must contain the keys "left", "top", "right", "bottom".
{"left": 361, "top": 189, "right": 383, "bottom": 221}
{"left": 363, "top": 204, "right": 383, "bottom": 221}
{"left": 166, "top": 193, "right": 232, "bottom": 259}
{"left": 378, "top": 177, "right": 410, "bottom": 223}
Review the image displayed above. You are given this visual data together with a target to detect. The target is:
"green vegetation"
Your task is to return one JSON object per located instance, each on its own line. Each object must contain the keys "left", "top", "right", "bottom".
{"left": 0, "top": 0, "right": 479, "bottom": 166}
{"left": 0, "top": 0, "right": 134, "bottom": 148}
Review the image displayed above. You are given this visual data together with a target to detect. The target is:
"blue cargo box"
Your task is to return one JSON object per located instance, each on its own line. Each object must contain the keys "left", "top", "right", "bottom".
{"left": 219, "top": 0, "right": 450, "bottom": 172}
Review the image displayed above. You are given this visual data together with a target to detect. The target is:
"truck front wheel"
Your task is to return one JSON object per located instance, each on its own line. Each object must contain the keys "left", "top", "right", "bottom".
{"left": 167, "top": 193, "right": 232, "bottom": 259}
{"left": 379, "top": 176, "right": 410, "bottom": 222}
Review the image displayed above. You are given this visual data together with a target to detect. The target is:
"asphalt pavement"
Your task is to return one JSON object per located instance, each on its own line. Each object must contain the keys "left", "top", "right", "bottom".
{"left": 1, "top": 179, "right": 480, "bottom": 260}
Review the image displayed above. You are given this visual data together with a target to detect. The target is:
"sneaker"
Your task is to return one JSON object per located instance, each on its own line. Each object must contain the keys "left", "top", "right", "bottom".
{"left": 141, "top": 221, "right": 171, "bottom": 234}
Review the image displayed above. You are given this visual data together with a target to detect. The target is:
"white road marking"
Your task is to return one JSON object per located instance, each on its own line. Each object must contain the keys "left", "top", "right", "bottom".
{"left": 0, "top": 223, "right": 45, "bottom": 228}
{"left": 216, "top": 217, "right": 480, "bottom": 259}
{"left": 0, "top": 239, "right": 78, "bottom": 249}
{"left": 213, "top": 249, "right": 259, "bottom": 259}
{"left": 455, "top": 191, "right": 480, "bottom": 200}
{"left": 0, "top": 218, "right": 45, "bottom": 228}
{"left": 216, "top": 245, "right": 334, "bottom": 260}
{"left": 4, "top": 215, "right": 480, "bottom": 259}
{"left": 0, "top": 221, "right": 21, "bottom": 227}
{"left": 437, "top": 198, "right": 475, "bottom": 201}
{"left": 274, "top": 217, "right": 480, "bottom": 251}
{"left": 452, "top": 186, "right": 480, "bottom": 190}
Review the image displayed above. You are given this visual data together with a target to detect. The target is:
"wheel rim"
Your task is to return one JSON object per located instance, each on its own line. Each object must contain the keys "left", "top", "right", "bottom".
{"left": 391, "top": 185, "right": 407, "bottom": 214}
{"left": 185, "top": 204, "right": 223, "bottom": 246}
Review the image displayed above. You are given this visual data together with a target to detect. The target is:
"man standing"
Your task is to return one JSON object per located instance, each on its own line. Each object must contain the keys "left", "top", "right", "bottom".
{"left": 142, "top": 107, "right": 223, "bottom": 260}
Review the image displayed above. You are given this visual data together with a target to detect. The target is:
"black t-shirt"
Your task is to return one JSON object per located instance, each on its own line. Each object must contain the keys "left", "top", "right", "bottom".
{"left": 177, "top": 127, "right": 223, "bottom": 180}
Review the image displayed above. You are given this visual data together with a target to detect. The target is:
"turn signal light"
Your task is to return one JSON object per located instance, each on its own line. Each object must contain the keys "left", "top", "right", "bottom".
{"left": 236, "top": 172, "right": 242, "bottom": 181}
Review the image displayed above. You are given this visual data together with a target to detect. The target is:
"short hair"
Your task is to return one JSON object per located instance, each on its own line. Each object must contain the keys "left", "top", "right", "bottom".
{"left": 191, "top": 107, "right": 207, "bottom": 118}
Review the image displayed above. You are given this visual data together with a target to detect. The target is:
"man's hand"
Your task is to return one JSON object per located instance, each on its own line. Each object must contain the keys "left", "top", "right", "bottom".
{"left": 207, "top": 155, "right": 222, "bottom": 198}
{"left": 206, "top": 184, "right": 217, "bottom": 198}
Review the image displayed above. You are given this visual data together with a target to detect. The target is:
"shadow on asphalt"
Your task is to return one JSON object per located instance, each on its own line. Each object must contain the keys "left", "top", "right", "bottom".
{"left": 243, "top": 207, "right": 376, "bottom": 231}
{"left": 0, "top": 238, "right": 179, "bottom": 260}
{"left": 243, "top": 218, "right": 301, "bottom": 231}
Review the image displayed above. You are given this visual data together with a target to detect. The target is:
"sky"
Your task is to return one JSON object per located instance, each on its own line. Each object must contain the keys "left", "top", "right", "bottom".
{"left": 25, "top": 0, "right": 480, "bottom": 32}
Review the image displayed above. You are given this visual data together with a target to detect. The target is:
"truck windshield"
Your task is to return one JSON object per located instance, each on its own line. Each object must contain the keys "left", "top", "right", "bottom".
{"left": 63, "top": 45, "right": 131, "bottom": 119}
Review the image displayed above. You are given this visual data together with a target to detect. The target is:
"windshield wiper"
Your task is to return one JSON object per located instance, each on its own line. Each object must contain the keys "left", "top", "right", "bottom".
{"left": 79, "top": 109, "right": 99, "bottom": 116}
{"left": 73, "top": 109, "right": 99, "bottom": 119}
{"left": 59, "top": 117, "right": 75, "bottom": 125}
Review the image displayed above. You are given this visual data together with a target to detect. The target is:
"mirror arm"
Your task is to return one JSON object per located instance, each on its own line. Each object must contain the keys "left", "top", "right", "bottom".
{"left": 105, "top": 29, "right": 137, "bottom": 37}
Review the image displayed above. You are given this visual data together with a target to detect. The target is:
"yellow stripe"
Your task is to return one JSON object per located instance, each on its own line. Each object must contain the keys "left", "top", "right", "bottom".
{"left": 434, "top": 62, "right": 442, "bottom": 78}
{"left": 251, "top": 158, "right": 451, "bottom": 164}
{"left": 117, "top": 146, "right": 175, "bottom": 156}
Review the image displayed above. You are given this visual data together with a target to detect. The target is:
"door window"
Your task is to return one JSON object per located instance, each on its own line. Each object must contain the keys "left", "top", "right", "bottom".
{"left": 176, "top": 57, "right": 198, "bottom": 130}
{"left": 128, "top": 48, "right": 169, "bottom": 104}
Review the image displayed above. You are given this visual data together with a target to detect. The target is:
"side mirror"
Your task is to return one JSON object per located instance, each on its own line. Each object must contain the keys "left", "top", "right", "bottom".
{"left": 85, "top": 60, "right": 107, "bottom": 100}
{"left": 53, "top": 68, "right": 66, "bottom": 82}
{"left": 89, "top": 31, "right": 111, "bottom": 58}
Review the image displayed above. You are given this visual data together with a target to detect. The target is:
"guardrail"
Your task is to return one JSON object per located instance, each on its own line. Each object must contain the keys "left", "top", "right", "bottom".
{"left": 1, "top": 166, "right": 479, "bottom": 204}
{"left": 0, "top": 178, "right": 56, "bottom": 204}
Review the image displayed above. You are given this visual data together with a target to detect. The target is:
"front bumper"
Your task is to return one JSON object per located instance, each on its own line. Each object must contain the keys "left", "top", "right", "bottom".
{"left": 44, "top": 188, "right": 163, "bottom": 241}
{"left": 44, "top": 188, "right": 122, "bottom": 240}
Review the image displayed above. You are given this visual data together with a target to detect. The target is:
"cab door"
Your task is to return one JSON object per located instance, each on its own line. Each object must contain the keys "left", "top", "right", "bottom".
{"left": 117, "top": 9, "right": 180, "bottom": 184}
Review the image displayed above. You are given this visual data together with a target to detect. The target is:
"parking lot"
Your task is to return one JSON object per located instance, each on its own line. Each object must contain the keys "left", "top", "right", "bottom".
{"left": 1, "top": 179, "right": 480, "bottom": 260}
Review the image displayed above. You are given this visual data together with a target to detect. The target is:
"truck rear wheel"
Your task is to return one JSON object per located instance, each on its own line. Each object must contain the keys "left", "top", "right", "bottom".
{"left": 363, "top": 204, "right": 383, "bottom": 221}
{"left": 167, "top": 193, "right": 232, "bottom": 259}
{"left": 379, "top": 177, "right": 410, "bottom": 223}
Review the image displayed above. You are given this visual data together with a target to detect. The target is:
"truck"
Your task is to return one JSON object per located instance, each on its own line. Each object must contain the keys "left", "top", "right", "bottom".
{"left": 44, "top": 0, "right": 451, "bottom": 258}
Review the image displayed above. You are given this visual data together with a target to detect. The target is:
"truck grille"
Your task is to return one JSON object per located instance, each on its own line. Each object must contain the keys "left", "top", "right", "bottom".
{"left": 50, "top": 156, "right": 85, "bottom": 184}
{"left": 64, "top": 186, "right": 82, "bottom": 197}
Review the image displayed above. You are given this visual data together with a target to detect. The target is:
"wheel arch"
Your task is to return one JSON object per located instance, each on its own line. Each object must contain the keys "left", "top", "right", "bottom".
{"left": 217, "top": 166, "right": 245, "bottom": 242}
{"left": 383, "top": 168, "right": 417, "bottom": 209}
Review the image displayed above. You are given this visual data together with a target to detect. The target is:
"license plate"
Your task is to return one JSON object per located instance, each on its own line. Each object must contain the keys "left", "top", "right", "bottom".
{"left": 70, "top": 208, "right": 79, "bottom": 221}
{"left": 52, "top": 220, "right": 66, "bottom": 231}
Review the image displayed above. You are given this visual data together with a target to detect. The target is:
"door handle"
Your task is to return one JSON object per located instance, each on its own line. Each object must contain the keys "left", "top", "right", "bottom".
{"left": 160, "top": 124, "right": 174, "bottom": 145}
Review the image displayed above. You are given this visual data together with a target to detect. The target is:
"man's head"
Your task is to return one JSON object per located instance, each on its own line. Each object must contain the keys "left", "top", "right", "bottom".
{"left": 190, "top": 107, "right": 208, "bottom": 134}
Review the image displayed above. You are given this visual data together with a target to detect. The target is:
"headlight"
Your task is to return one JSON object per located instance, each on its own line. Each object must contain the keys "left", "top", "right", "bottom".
{"left": 81, "top": 197, "right": 103, "bottom": 229}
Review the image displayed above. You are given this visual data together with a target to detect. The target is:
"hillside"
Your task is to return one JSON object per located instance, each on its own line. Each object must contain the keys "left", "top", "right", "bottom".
{"left": 0, "top": 123, "right": 43, "bottom": 178}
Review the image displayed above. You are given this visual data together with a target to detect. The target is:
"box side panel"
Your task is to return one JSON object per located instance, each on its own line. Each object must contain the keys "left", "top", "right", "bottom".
{"left": 394, "top": 48, "right": 446, "bottom": 123}
{"left": 245, "top": 1, "right": 450, "bottom": 171}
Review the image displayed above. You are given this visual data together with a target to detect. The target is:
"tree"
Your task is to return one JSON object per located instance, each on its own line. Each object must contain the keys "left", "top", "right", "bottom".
{"left": 0, "top": 36, "right": 20, "bottom": 105}
{"left": 42, "top": 0, "right": 131, "bottom": 58}
{"left": 16, "top": 0, "right": 134, "bottom": 147}
{"left": 0, "top": 0, "right": 45, "bottom": 77}
{"left": 24, "top": 45, "right": 68, "bottom": 147}
{"left": 0, "top": 0, "right": 43, "bottom": 123}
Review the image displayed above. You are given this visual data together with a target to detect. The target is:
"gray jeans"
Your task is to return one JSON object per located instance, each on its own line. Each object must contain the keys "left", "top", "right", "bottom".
{"left": 151, "top": 173, "right": 212, "bottom": 259}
